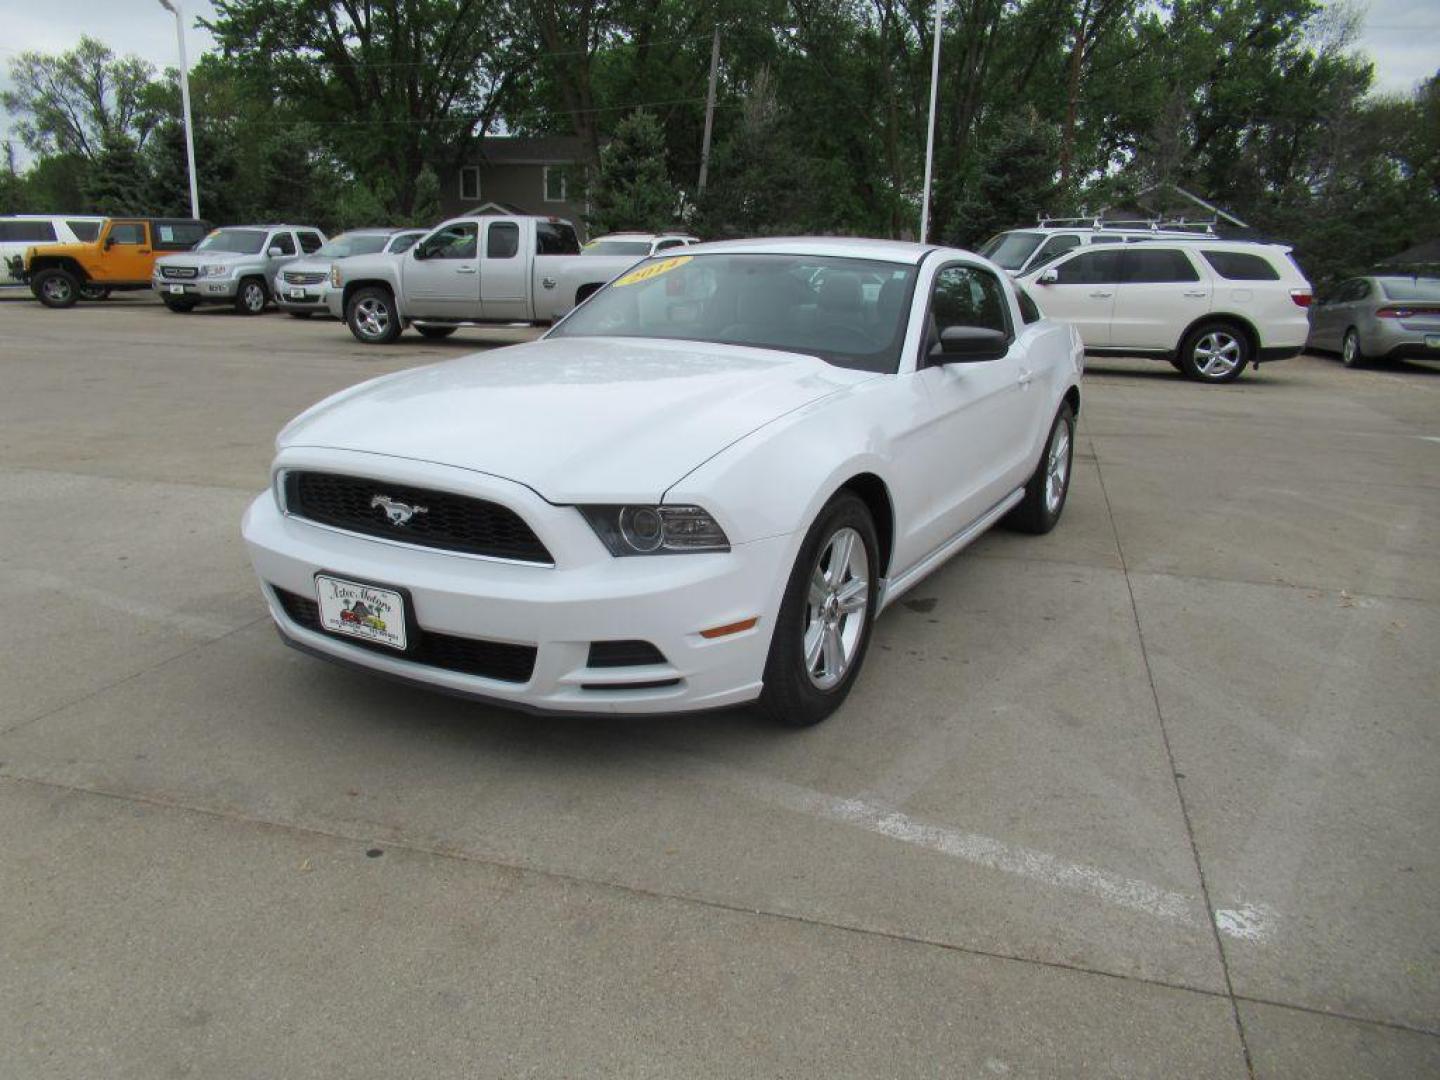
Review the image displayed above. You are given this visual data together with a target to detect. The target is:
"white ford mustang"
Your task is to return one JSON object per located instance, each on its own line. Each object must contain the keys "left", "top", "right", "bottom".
{"left": 242, "top": 238, "right": 1084, "bottom": 725}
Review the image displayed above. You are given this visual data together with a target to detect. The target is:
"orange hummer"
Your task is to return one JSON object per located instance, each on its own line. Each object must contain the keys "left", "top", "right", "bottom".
{"left": 21, "top": 217, "right": 210, "bottom": 308}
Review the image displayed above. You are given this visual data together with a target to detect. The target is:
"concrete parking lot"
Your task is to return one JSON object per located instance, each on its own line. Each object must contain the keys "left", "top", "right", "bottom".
{"left": 1, "top": 294, "right": 1437, "bottom": 1077}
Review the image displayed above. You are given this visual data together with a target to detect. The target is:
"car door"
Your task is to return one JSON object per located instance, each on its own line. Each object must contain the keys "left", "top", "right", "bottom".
{"left": 1327, "top": 279, "right": 1368, "bottom": 350}
{"left": 98, "top": 221, "right": 151, "bottom": 282}
{"left": 1026, "top": 248, "right": 1122, "bottom": 346}
{"left": 912, "top": 262, "right": 1037, "bottom": 554}
{"left": 265, "top": 230, "right": 299, "bottom": 276}
{"left": 1109, "top": 247, "right": 1211, "bottom": 350}
{"left": 479, "top": 220, "right": 528, "bottom": 321}
{"left": 403, "top": 222, "right": 480, "bottom": 317}
{"left": 1019, "top": 233, "right": 1081, "bottom": 275}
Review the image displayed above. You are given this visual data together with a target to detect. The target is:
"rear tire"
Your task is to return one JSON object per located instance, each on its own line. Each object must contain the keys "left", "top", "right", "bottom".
{"left": 416, "top": 325, "right": 457, "bottom": 339}
{"left": 33, "top": 268, "right": 80, "bottom": 309}
{"left": 346, "top": 286, "right": 402, "bottom": 344}
{"left": 758, "top": 492, "right": 879, "bottom": 728}
{"left": 234, "top": 277, "right": 268, "bottom": 315}
{"left": 79, "top": 284, "right": 111, "bottom": 301}
{"left": 1341, "top": 328, "right": 1366, "bottom": 368}
{"left": 1179, "top": 321, "right": 1249, "bottom": 383}
{"left": 1005, "top": 402, "right": 1075, "bottom": 535}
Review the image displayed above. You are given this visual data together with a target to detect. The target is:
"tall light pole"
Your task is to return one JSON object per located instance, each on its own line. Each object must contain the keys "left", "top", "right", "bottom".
{"left": 158, "top": 0, "right": 200, "bottom": 220}
{"left": 918, "top": 0, "right": 943, "bottom": 242}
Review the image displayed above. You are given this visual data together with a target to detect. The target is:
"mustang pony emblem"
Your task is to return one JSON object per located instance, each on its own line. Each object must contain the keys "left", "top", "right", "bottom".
{"left": 370, "top": 494, "right": 428, "bottom": 527}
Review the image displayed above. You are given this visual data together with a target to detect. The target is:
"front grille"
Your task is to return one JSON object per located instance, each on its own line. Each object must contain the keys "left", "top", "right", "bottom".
{"left": 588, "top": 640, "right": 667, "bottom": 668}
{"left": 284, "top": 471, "right": 553, "bottom": 564}
{"left": 273, "top": 586, "right": 537, "bottom": 684}
{"left": 161, "top": 266, "right": 198, "bottom": 279}
{"left": 284, "top": 271, "right": 327, "bottom": 285}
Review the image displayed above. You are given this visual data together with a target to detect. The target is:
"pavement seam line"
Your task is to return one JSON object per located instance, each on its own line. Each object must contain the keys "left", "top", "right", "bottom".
{"left": 0, "top": 616, "right": 270, "bottom": 738}
{"left": 0, "top": 769, "right": 1242, "bottom": 1008}
{"left": 1088, "top": 430, "right": 1258, "bottom": 1079}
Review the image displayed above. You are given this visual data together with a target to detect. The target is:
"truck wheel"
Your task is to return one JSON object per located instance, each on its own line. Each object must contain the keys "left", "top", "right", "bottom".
{"left": 33, "top": 268, "right": 80, "bottom": 309}
{"left": 79, "top": 284, "right": 111, "bottom": 301}
{"left": 1179, "top": 321, "right": 1250, "bottom": 383}
{"left": 347, "top": 286, "right": 402, "bottom": 344}
{"left": 416, "top": 325, "right": 457, "bottom": 339}
{"left": 162, "top": 298, "right": 196, "bottom": 313}
{"left": 235, "top": 277, "right": 268, "bottom": 315}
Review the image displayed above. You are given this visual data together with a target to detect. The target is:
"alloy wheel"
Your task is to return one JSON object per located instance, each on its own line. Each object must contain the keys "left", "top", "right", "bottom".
{"left": 242, "top": 283, "right": 266, "bottom": 313}
{"left": 1193, "top": 331, "right": 1242, "bottom": 378}
{"left": 354, "top": 298, "right": 391, "bottom": 340}
{"left": 42, "top": 277, "right": 73, "bottom": 304}
{"left": 803, "top": 526, "right": 869, "bottom": 690}
{"left": 1045, "top": 418, "right": 1072, "bottom": 515}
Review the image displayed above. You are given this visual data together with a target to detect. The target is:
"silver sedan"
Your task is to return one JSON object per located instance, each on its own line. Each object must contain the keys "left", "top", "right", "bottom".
{"left": 1306, "top": 273, "right": 1440, "bottom": 366}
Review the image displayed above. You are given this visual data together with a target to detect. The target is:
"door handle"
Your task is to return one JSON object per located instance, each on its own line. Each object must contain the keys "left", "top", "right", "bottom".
{"left": 1089, "top": 291, "right": 1112, "bottom": 298}
{"left": 456, "top": 266, "right": 477, "bottom": 274}
{"left": 1183, "top": 290, "right": 1207, "bottom": 298}
{"left": 1017, "top": 368, "right": 1034, "bottom": 386}
{"left": 138, "top": 249, "right": 150, "bottom": 254}
{"left": 541, "top": 277, "right": 557, "bottom": 289}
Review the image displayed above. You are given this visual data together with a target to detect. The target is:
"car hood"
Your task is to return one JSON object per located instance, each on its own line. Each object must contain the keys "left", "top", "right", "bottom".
{"left": 157, "top": 250, "right": 257, "bottom": 267}
{"left": 278, "top": 336, "right": 873, "bottom": 502}
{"left": 277, "top": 257, "right": 330, "bottom": 276}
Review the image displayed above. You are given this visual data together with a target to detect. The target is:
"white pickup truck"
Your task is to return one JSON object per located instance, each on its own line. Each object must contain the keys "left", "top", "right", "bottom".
{"left": 327, "top": 214, "right": 670, "bottom": 344}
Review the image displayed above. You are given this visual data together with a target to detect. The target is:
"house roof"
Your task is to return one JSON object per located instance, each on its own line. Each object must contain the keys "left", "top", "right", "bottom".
{"left": 1380, "top": 238, "right": 1440, "bottom": 265}
{"left": 472, "top": 135, "right": 591, "bottom": 165}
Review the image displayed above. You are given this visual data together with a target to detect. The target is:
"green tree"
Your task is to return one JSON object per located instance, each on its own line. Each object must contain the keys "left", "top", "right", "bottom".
{"left": 412, "top": 165, "right": 443, "bottom": 226}
{"left": 83, "top": 132, "right": 150, "bottom": 215}
{"left": 588, "top": 110, "right": 681, "bottom": 233}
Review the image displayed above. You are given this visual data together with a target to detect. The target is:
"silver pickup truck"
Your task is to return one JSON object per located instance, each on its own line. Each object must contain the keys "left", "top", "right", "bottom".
{"left": 327, "top": 214, "right": 665, "bottom": 343}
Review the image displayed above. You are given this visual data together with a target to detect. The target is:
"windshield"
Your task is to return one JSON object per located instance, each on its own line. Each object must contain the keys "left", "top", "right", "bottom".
{"left": 1379, "top": 276, "right": 1440, "bottom": 301}
{"left": 584, "top": 239, "right": 653, "bottom": 256}
{"left": 550, "top": 253, "right": 918, "bottom": 373}
{"left": 388, "top": 232, "right": 423, "bottom": 253}
{"left": 316, "top": 233, "right": 389, "bottom": 258}
{"left": 977, "top": 231, "right": 1045, "bottom": 270}
{"left": 196, "top": 228, "right": 267, "bottom": 254}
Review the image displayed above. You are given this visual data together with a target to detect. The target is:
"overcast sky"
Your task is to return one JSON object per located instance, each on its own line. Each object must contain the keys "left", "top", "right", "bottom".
{"left": 1, "top": 0, "right": 1435, "bottom": 157}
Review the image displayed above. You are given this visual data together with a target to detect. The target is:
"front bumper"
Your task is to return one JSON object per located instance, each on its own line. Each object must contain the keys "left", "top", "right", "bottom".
{"left": 153, "top": 277, "right": 239, "bottom": 301}
{"left": 241, "top": 451, "right": 791, "bottom": 714}
{"left": 274, "top": 277, "right": 333, "bottom": 313}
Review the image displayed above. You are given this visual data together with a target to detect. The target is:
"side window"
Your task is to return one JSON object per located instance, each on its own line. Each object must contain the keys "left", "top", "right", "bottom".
{"left": 655, "top": 238, "right": 687, "bottom": 252}
{"left": 298, "top": 231, "right": 324, "bottom": 254}
{"left": 1122, "top": 248, "right": 1200, "bottom": 283}
{"left": 1200, "top": 250, "right": 1279, "bottom": 281}
{"left": 0, "top": 220, "right": 58, "bottom": 242}
{"left": 931, "top": 265, "right": 1011, "bottom": 338}
{"left": 67, "top": 220, "right": 100, "bottom": 242}
{"left": 459, "top": 165, "right": 480, "bottom": 201}
{"left": 389, "top": 233, "right": 421, "bottom": 254}
{"left": 1053, "top": 250, "right": 1122, "bottom": 285}
{"left": 1028, "top": 234, "right": 1081, "bottom": 270}
{"left": 543, "top": 166, "right": 568, "bottom": 203}
{"left": 268, "top": 232, "right": 296, "bottom": 256}
{"left": 535, "top": 221, "right": 580, "bottom": 255}
{"left": 1089, "top": 235, "right": 1123, "bottom": 244}
{"left": 417, "top": 223, "right": 478, "bottom": 260}
{"left": 153, "top": 222, "right": 208, "bottom": 250}
{"left": 486, "top": 221, "right": 519, "bottom": 259}
{"left": 108, "top": 222, "right": 146, "bottom": 245}
{"left": 1352, "top": 280, "right": 1371, "bottom": 300}
{"left": 1016, "top": 288, "right": 1042, "bottom": 324}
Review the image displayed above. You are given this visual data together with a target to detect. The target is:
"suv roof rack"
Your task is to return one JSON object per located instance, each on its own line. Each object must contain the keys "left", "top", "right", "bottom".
{"left": 1034, "top": 213, "right": 1219, "bottom": 234}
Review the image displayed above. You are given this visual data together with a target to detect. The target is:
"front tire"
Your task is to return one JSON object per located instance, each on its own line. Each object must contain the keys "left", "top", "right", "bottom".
{"left": 758, "top": 492, "right": 879, "bottom": 727}
{"left": 1180, "top": 321, "right": 1250, "bottom": 383}
{"left": 1341, "top": 328, "right": 1366, "bottom": 368}
{"left": 1006, "top": 402, "right": 1075, "bottom": 535}
{"left": 33, "top": 268, "right": 80, "bottom": 309}
{"left": 235, "top": 277, "right": 268, "bottom": 315}
{"left": 346, "top": 286, "right": 402, "bottom": 344}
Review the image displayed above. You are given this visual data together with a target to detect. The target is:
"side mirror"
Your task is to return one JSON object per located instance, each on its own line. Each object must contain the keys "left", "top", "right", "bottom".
{"left": 267, "top": 246, "right": 284, "bottom": 258}
{"left": 1036, "top": 268, "right": 1058, "bottom": 285}
{"left": 103, "top": 236, "right": 115, "bottom": 250}
{"left": 411, "top": 245, "right": 429, "bottom": 260}
{"left": 932, "top": 326, "right": 1010, "bottom": 364}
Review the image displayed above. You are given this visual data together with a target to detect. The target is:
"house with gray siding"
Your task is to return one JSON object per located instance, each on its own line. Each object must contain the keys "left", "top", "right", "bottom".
{"left": 442, "top": 136, "right": 594, "bottom": 238}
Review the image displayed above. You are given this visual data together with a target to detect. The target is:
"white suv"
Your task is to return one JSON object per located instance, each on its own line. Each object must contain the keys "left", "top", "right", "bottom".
{"left": 1, "top": 215, "right": 105, "bottom": 287}
{"left": 979, "top": 223, "right": 1215, "bottom": 277}
{"left": 1018, "top": 241, "right": 1313, "bottom": 382}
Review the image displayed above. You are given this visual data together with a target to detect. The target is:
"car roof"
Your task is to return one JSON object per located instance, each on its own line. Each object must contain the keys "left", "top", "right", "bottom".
{"left": 1, "top": 213, "right": 106, "bottom": 220}
{"left": 676, "top": 236, "right": 938, "bottom": 264}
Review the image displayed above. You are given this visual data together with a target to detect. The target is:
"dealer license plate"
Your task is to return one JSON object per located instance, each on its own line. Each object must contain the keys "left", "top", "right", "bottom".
{"left": 1426, "top": 334, "right": 1440, "bottom": 349}
{"left": 288, "top": 288, "right": 309, "bottom": 300}
{"left": 314, "top": 574, "right": 408, "bottom": 651}
{"left": 168, "top": 284, "right": 185, "bottom": 294}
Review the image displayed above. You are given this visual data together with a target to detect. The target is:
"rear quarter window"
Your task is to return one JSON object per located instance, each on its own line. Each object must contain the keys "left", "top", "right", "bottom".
{"left": 1201, "top": 250, "right": 1281, "bottom": 281}
{"left": 298, "top": 231, "right": 324, "bottom": 254}
{"left": 1016, "top": 288, "right": 1043, "bottom": 324}
{"left": 536, "top": 221, "right": 580, "bottom": 255}
{"left": 153, "top": 222, "right": 208, "bottom": 250}
{"left": 0, "top": 220, "right": 58, "bottom": 243}
{"left": 66, "top": 221, "right": 100, "bottom": 242}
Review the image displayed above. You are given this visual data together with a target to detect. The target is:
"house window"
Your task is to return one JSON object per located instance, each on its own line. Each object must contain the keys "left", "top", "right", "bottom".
{"left": 459, "top": 166, "right": 481, "bottom": 201}
{"left": 543, "top": 165, "right": 567, "bottom": 203}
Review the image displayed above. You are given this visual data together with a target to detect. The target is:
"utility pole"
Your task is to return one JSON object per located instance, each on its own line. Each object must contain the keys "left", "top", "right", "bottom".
{"left": 697, "top": 26, "right": 720, "bottom": 195}
{"left": 159, "top": 0, "right": 200, "bottom": 220}
{"left": 919, "top": 0, "right": 943, "bottom": 242}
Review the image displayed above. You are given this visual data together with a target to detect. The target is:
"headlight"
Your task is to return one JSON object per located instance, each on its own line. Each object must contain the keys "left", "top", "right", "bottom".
{"left": 577, "top": 505, "right": 730, "bottom": 556}
{"left": 201, "top": 264, "right": 230, "bottom": 277}
{"left": 329, "top": 264, "right": 342, "bottom": 287}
